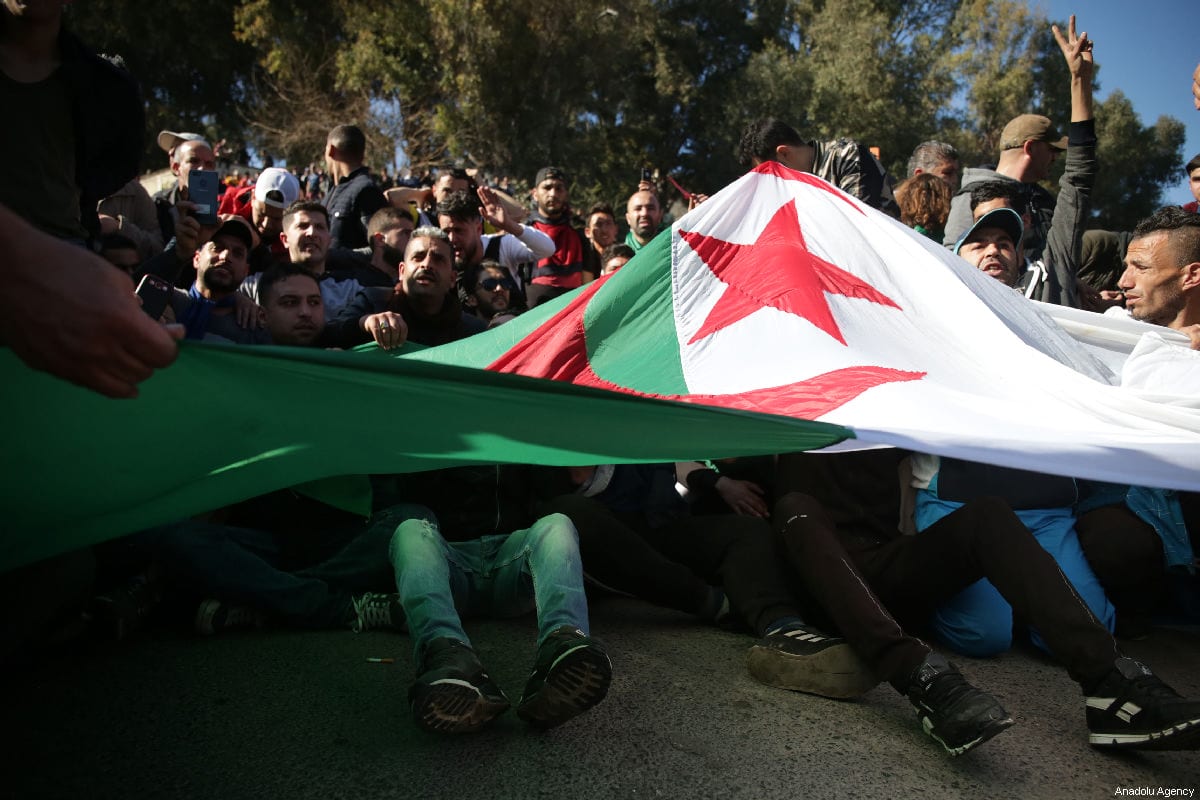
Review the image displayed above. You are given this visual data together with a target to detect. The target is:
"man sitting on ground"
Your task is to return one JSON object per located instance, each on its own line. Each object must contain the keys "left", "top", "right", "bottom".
{"left": 383, "top": 464, "right": 612, "bottom": 733}
{"left": 771, "top": 449, "right": 1200, "bottom": 757}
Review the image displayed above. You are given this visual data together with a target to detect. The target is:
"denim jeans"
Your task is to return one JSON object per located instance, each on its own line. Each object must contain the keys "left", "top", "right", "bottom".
{"left": 388, "top": 512, "right": 589, "bottom": 662}
{"left": 156, "top": 503, "right": 434, "bottom": 627}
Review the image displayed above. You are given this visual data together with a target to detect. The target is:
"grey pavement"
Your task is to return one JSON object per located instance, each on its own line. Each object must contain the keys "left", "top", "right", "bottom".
{"left": 5, "top": 597, "right": 1199, "bottom": 800}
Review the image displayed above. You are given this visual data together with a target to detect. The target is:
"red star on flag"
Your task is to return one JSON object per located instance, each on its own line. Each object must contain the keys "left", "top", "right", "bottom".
{"left": 681, "top": 198, "right": 901, "bottom": 345}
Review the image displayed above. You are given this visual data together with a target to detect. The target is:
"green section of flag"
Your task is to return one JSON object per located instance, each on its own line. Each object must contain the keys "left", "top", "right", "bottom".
{"left": 582, "top": 233, "right": 689, "bottom": 394}
{"left": 0, "top": 340, "right": 851, "bottom": 572}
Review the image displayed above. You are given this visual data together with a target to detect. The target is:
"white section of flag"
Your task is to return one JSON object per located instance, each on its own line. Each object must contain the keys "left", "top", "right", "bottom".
{"left": 669, "top": 167, "right": 1200, "bottom": 490}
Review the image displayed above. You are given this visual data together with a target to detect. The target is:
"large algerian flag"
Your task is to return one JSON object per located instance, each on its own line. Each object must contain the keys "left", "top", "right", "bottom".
{"left": 2, "top": 162, "right": 1198, "bottom": 571}
{"left": 414, "top": 162, "right": 1200, "bottom": 486}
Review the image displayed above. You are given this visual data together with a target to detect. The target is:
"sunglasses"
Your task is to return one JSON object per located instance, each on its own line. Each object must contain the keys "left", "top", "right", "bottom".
{"left": 479, "top": 277, "right": 515, "bottom": 292}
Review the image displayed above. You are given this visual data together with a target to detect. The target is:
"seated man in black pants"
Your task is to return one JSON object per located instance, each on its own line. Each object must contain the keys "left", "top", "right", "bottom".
{"left": 539, "top": 462, "right": 874, "bottom": 699}
{"left": 772, "top": 449, "right": 1200, "bottom": 757}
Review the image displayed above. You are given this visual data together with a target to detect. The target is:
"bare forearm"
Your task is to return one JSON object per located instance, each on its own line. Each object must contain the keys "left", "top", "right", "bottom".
{"left": 1071, "top": 74, "right": 1092, "bottom": 122}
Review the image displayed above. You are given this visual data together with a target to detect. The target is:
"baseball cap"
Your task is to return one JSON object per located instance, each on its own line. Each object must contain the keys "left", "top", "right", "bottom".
{"left": 535, "top": 166, "right": 569, "bottom": 186}
{"left": 157, "top": 130, "right": 209, "bottom": 155}
{"left": 954, "top": 208, "right": 1024, "bottom": 255}
{"left": 253, "top": 167, "right": 302, "bottom": 209}
{"left": 999, "top": 115, "right": 1067, "bottom": 151}
{"left": 210, "top": 216, "right": 255, "bottom": 251}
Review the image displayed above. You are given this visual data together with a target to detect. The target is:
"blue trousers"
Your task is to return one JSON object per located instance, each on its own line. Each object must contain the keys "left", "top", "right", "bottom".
{"left": 157, "top": 503, "right": 433, "bottom": 627}
{"left": 389, "top": 513, "right": 589, "bottom": 663}
{"left": 916, "top": 490, "right": 1115, "bottom": 656}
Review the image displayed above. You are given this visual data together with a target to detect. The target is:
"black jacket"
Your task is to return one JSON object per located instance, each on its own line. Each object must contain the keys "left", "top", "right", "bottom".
{"left": 325, "top": 286, "right": 486, "bottom": 349}
{"left": 323, "top": 166, "right": 387, "bottom": 250}
{"left": 41, "top": 29, "right": 143, "bottom": 241}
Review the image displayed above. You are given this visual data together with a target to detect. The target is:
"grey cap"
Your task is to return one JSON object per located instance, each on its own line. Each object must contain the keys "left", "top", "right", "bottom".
{"left": 954, "top": 207, "right": 1024, "bottom": 255}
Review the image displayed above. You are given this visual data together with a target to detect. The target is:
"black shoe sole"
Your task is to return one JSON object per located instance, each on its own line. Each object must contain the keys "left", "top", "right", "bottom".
{"left": 923, "top": 713, "right": 1015, "bottom": 757}
{"left": 1089, "top": 716, "right": 1200, "bottom": 751}
{"left": 412, "top": 678, "right": 510, "bottom": 734}
{"left": 747, "top": 641, "right": 878, "bottom": 700}
{"left": 517, "top": 645, "right": 612, "bottom": 730}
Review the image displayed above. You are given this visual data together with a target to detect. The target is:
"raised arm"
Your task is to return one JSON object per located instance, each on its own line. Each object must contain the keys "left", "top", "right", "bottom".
{"left": 1052, "top": 14, "right": 1094, "bottom": 123}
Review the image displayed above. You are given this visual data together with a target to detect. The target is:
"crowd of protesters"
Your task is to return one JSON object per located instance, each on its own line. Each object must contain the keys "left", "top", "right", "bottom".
{"left": 4, "top": 1, "right": 1200, "bottom": 757}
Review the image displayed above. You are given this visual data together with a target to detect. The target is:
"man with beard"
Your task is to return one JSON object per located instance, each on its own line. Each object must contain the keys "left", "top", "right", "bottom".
{"left": 326, "top": 226, "right": 484, "bottom": 349}
{"left": 436, "top": 188, "right": 554, "bottom": 299}
{"left": 525, "top": 166, "right": 593, "bottom": 306}
{"left": 624, "top": 189, "right": 664, "bottom": 254}
{"left": 166, "top": 217, "right": 268, "bottom": 343}
{"left": 463, "top": 260, "right": 522, "bottom": 326}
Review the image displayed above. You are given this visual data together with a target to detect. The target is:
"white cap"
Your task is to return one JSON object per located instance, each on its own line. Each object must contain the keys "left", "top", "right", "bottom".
{"left": 157, "top": 130, "right": 208, "bottom": 155}
{"left": 253, "top": 168, "right": 301, "bottom": 209}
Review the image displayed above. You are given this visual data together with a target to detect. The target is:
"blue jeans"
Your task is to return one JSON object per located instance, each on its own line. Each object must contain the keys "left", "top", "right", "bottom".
{"left": 156, "top": 503, "right": 434, "bottom": 627}
{"left": 388, "top": 513, "right": 589, "bottom": 662}
{"left": 916, "top": 490, "right": 1115, "bottom": 656}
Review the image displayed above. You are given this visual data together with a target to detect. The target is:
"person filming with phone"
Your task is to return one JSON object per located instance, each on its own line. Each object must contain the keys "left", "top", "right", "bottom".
{"left": 152, "top": 131, "right": 217, "bottom": 249}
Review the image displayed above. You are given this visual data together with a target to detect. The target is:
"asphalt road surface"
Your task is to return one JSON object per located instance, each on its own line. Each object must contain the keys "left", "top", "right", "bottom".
{"left": 5, "top": 597, "right": 1199, "bottom": 799}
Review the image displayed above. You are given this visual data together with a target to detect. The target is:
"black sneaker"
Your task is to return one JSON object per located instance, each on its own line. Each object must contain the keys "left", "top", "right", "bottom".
{"left": 906, "top": 652, "right": 1014, "bottom": 756}
{"left": 88, "top": 574, "right": 162, "bottom": 641}
{"left": 1086, "top": 657, "right": 1200, "bottom": 750}
{"left": 350, "top": 592, "right": 405, "bottom": 633}
{"left": 516, "top": 626, "right": 612, "bottom": 730}
{"left": 746, "top": 624, "right": 878, "bottom": 699}
{"left": 194, "top": 599, "right": 267, "bottom": 636}
{"left": 409, "top": 638, "right": 510, "bottom": 734}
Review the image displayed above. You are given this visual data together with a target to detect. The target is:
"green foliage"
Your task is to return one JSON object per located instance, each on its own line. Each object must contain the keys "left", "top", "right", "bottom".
{"left": 66, "top": 0, "right": 257, "bottom": 171}
{"left": 66, "top": 0, "right": 1187, "bottom": 224}
{"left": 1091, "top": 92, "right": 1187, "bottom": 230}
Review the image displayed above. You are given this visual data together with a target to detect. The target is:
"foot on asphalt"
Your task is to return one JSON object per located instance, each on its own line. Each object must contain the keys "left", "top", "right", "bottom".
{"left": 747, "top": 623, "right": 878, "bottom": 699}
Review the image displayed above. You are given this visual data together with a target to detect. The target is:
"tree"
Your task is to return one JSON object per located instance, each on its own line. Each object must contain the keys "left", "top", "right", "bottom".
{"left": 934, "top": 0, "right": 1040, "bottom": 163}
{"left": 67, "top": 0, "right": 1187, "bottom": 225}
{"left": 1091, "top": 92, "right": 1187, "bottom": 230}
{"left": 66, "top": 0, "right": 258, "bottom": 172}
